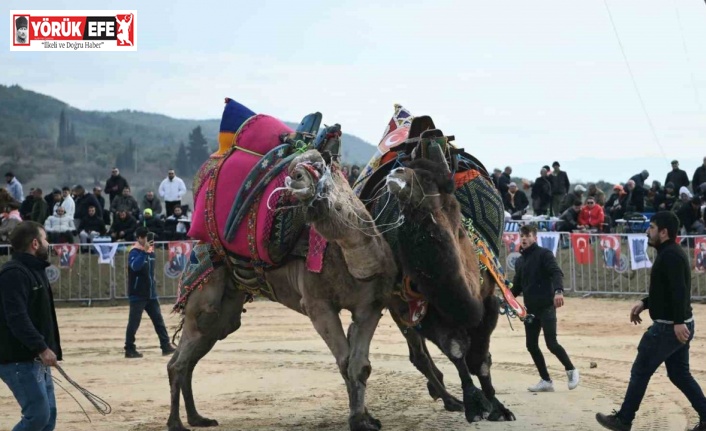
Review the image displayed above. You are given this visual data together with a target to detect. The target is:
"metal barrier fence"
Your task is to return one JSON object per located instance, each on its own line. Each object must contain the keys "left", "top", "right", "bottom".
{"left": 497, "top": 232, "right": 706, "bottom": 299}
{"left": 0, "top": 241, "right": 199, "bottom": 304}
{"left": 1, "top": 234, "right": 705, "bottom": 303}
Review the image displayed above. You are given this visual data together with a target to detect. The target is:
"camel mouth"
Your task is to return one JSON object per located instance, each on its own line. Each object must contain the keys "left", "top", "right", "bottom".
{"left": 287, "top": 161, "right": 328, "bottom": 202}
{"left": 386, "top": 168, "right": 409, "bottom": 195}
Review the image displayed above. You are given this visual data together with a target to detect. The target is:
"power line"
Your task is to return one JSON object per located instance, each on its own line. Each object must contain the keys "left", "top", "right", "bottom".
{"left": 602, "top": 0, "right": 668, "bottom": 160}
{"left": 672, "top": 0, "right": 703, "bottom": 113}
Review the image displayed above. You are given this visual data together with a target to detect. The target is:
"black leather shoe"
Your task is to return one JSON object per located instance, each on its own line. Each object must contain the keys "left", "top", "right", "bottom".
{"left": 125, "top": 349, "right": 143, "bottom": 359}
{"left": 596, "top": 412, "right": 631, "bottom": 431}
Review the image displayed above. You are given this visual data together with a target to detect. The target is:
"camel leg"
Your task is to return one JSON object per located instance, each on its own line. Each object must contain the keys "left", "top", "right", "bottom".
{"left": 467, "top": 295, "right": 515, "bottom": 421}
{"left": 439, "top": 333, "right": 491, "bottom": 424}
{"left": 346, "top": 304, "right": 385, "bottom": 431}
{"left": 389, "top": 311, "right": 463, "bottom": 412}
{"left": 167, "top": 268, "right": 247, "bottom": 431}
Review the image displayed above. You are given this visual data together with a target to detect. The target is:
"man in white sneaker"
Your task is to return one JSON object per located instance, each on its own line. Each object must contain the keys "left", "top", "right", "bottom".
{"left": 511, "top": 224, "right": 579, "bottom": 392}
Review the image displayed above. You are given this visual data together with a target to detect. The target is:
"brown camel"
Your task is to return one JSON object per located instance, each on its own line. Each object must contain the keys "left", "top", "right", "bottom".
{"left": 166, "top": 149, "right": 397, "bottom": 431}
{"left": 384, "top": 147, "right": 516, "bottom": 423}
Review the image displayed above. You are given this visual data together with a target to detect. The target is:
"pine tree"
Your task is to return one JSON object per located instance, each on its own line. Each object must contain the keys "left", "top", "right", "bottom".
{"left": 187, "top": 126, "right": 209, "bottom": 174}
{"left": 57, "top": 110, "right": 68, "bottom": 148}
{"left": 175, "top": 142, "right": 189, "bottom": 175}
{"left": 68, "top": 123, "right": 77, "bottom": 146}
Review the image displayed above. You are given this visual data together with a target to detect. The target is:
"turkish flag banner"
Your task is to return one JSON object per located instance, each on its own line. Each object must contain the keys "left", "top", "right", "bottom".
{"left": 571, "top": 233, "right": 593, "bottom": 264}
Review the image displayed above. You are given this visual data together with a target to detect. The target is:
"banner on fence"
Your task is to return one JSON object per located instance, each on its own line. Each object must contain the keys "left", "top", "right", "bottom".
{"left": 94, "top": 243, "right": 119, "bottom": 265}
{"left": 537, "top": 232, "right": 560, "bottom": 257}
{"left": 570, "top": 233, "right": 592, "bottom": 264}
{"left": 599, "top": 235, "right": 621, "bottom": 269}
{"left": 53, "top": 244, "right": 78, "bottom": 269}
{"left": 627, "top": 234, "right": 652, "bottom": 270}
{"left": 164, "top": 241, "right": 192, "bottom": 278}
{"left": 695, "top": 238, "right": 706, "bottom": 273}
{"left": 502, "top": 233, "right": 520, "bottom": 254}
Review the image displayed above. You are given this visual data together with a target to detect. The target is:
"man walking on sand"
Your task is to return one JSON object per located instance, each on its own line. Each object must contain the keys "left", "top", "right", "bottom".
{"left": 511, "top": 224, "right": 579, "bottom": 392}
{"left": 596, "top": 211, "right": 706, "bottom": 431}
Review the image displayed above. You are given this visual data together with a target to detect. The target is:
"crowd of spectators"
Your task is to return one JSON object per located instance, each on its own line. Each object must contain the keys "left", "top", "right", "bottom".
{"left": 1, "top": 168, "right": 191, "bottom": 247}
{"left": 493, "top": 158, "right": 706, "bottom": 235}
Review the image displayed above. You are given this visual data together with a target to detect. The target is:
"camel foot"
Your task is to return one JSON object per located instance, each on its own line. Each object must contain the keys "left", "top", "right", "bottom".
{"left": 187, "top": 415, "right": 218, "bottom": 427}
{"left": 167, "top": 419, "right": 190, "bottom": 431}
{"left": 426, "top": 381, "right": 440, "bottom": 400}
{"left": 349, "top": 411, "right": 382, "bottom": 431}
{"left": 463, "top": 386, "right": 491, "bottom": 423}
{"left": 486, "top": 397, "right": 516, "bottom": 422}
{"left": 442, "top": 394, "right": 464, "bottom": 412}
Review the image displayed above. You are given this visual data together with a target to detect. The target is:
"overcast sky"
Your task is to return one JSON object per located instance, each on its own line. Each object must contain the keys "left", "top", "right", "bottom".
{"left": 3, "top": 0, "right": 706, "bottom": 183}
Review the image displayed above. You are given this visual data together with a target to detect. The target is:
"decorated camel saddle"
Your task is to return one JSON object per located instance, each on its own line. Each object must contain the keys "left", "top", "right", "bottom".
{"left": 354, "top": 105, "right": 527, "bottom": 325}
{"left": 181, "top": 98, "right": 340, "bottom": 304}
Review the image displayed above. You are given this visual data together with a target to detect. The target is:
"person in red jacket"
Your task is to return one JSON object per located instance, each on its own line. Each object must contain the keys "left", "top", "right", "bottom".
{"left": 578, "top": 197, "right": 605, "bottom": 231}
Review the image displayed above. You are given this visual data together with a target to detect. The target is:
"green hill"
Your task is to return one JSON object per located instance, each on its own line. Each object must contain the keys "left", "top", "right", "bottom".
{"left": 0, "top": 84, "right": 376, "bottom": 184}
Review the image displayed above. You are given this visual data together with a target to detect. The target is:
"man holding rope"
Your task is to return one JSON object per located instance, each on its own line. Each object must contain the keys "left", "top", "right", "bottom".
{"left": 0, "top": 221, "right": 62, "bottom": 431}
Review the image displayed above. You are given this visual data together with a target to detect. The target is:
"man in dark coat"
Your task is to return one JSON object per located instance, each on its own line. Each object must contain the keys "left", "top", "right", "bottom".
{"left": 549, "top": 161, "right": 570, "bottom": 217}
{"left": 693, "top": 157, "right": 706, "bottom": 193}
{"left": 676, "top": 197, "right": 705, "bottom": 235}
{"left": 0, "top": 222, "right": 62, "bottom": 431}
{"left": 109, "top": 209, "right": 138, "bottom": 242}
{"left": 19, "top": 188, "right": 35, "bottom": 220}
{"left": 104, "top": 167, "right": 129, "bottom": 204}
{"left": 665, "top": 160, "right": 690, "bottom": 193}
{"left": 511, "top": 224, "right": 579, "bottom": 392}
{"left": 596, "top": 212, "right": 706, "bottom": 431}
{"left": 498, "top": 166, "right": 512, "bottom": 197}
{"left": 124, "top": 227, "right": 176, "bottom": 358}
{"left": 73, "top": 185, "right": 102, "bottom": 229}
{"left": 531, "top": 166, "right": 553, "bottom": 216}
{"left": 503, "top": 182, "right": 529, "bottom": 218}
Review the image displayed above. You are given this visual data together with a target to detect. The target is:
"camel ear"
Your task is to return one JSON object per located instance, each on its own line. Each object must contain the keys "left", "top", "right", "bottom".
{"left": 427, "top": 141, "right": 450, "bottom": 174}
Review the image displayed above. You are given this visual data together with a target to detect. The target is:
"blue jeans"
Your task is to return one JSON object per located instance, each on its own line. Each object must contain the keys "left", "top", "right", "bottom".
{"left": 618, "top": 321, "right": 706, "bottom": 423}
{"left": 0, "top": 361, "right": 56, "bottom": 431}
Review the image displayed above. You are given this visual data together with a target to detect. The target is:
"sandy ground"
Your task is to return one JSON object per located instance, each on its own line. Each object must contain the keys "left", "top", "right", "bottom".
{"left": 1, "top": 297, "right": 705, "bottom": 431}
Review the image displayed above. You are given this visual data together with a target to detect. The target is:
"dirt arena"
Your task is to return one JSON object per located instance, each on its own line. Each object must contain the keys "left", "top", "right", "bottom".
{"left": 1, "top": 297, "right": 704, "bottom": 431}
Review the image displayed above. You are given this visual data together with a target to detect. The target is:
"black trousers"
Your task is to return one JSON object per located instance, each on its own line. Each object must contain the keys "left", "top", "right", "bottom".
{"left": 124, "top": 298, "right": 170, "bottom": 351}
{"left": 525, "top": 306, "right": 574, "bottom": 381}
{"left": 618, "top": 321, "right": 706, "bottom": 423}
{"left": 165, "top": 200, "right": 181, "bottom": 218}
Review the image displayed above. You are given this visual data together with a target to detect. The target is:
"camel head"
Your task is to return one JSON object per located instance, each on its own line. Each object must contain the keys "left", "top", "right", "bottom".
{"left": 286, "top": 150, "right": 332, "bottom": 204}
{"left": 386, "top": 158, "right": 455, "bottom": 214}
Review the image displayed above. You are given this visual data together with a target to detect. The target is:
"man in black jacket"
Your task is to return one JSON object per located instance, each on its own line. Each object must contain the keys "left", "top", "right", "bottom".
{"left": 597, "top": 212, "right": 706, "bottom": 431}
{"left": 693, "top": 157, "right": 706, "bottom": 193}
{"left": 531, "top": 167, "right": 553, "bottom": 216}
{"left": 503, "top": 182, "right": 529, "bottom": 219}
{"left": 104, "top": 167, "right": 129, "bottom": 205}
{"left": 0, "top": 221, "right": 62, "bottom": 431}
{"left": 512, "top": 225, "right": 579, "bottom": 392}
{"left": 511, "top": 224, "right": 579, "bottom": 392}
{"left": 665, "top": 160, "right": 690, "bottom": 193}
{"left": 124, "top": 227, "right": 176, "bottom": 358}
{"left": 550, "top": 161, "right": 570, "bottom": 216}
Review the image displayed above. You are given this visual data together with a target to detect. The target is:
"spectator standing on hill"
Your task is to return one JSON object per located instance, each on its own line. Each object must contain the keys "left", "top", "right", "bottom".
{"left": 693, "top": 157, "right": 706, "bottom": 193}
{"left": 31, "top": 188, "right": 49, "bottom": 225}
{"left": 531, "top": 167, "right": 553, "bottom": 216}
{"left": 549, "top": 161, "right": 570, "bottom": 217}
{"left": 4, "top": 172, "right": 23, "bottom": 203}
{"left": 665, "top": 160, "right": 690, "bottom": 193}
{"left": 159, "top": 169, "right": 187, "bottom": 217}
{"left": 19, "top": 188, "right": 35, "bottom": 220}
{"left": 596, "top": 212, "right": 706, "bottom": 431}
{"left": 141, "top": 191, "right": 163, "bottom": 216}
{"left": 111, "top": 187, "right": 140, "bottom": 220}
{"left": 105, "top": 167, "right": 129, "bottom": 205}
{"left": 348, "top": 165, "right": 360, "bottom": 188}
{"left": 498, "top": 166, "right": 512, "bottom": 197}
{"left": 587, "top": 183, "right": 606, "bottom": 206}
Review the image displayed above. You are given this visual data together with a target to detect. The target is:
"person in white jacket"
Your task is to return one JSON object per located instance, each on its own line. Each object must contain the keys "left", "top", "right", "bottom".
{"left": 53, "top": 187, "right": 75, "bottom": 219}
{"left": 44, "top": 206, "right": 76, "bottom": 243}
{"left": 158, "top": 169, "right": 187, "bottom": 217}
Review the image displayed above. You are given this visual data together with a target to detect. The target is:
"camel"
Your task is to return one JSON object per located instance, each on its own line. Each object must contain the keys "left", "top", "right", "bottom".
{"left": 166, "top": 148, "right": 397, "bottom": 431}
{"left": 383, "top": 145, "right": 516, "bottom": 424}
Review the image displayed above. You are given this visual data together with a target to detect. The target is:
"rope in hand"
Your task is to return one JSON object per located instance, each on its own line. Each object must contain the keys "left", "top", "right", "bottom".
{"left": 38, "top": 360, "right": 112, "bottom": 423}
